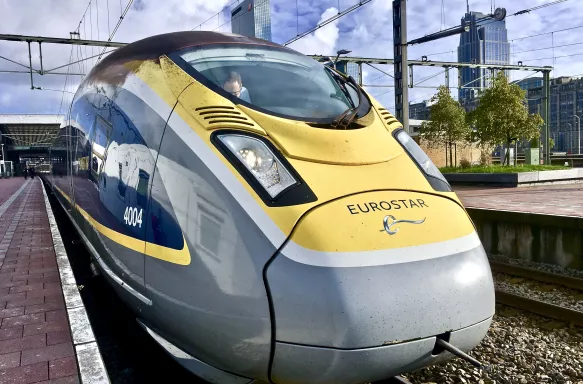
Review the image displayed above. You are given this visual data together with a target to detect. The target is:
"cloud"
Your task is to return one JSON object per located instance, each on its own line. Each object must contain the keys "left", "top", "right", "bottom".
{"left": 0, "top": 0, "right": 230, "bottom": 115}
{"left": 287, "top": 7, "right": 340, "bottom": 55}
{"left": 0, "top": 0, "right": 581, "bottom": 115}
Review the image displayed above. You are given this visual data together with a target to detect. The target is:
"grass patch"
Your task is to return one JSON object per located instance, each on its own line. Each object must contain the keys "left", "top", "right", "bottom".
{"left": 440, "top": 164, "right": 570, "bottom": 174}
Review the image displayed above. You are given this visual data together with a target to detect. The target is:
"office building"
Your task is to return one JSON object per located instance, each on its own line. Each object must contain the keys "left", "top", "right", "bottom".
{"left": 409, "top": 101, "right": 432, "bottom": 120}
{"left": 230, "top": 0, "right": 272, "bottom": 41}
{"left": 457, "top": 8, "right": 510, "bottom": 110}
{"left": 516, "top": 76, "right": 583, "bottom": 154}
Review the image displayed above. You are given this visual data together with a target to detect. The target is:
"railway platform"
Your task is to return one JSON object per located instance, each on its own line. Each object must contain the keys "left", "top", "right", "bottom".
{"left": 454, "top": 183, "right": 583, "bottom": 217}
{"left": 0, "top": 178, "right": 108, "bottom": 384}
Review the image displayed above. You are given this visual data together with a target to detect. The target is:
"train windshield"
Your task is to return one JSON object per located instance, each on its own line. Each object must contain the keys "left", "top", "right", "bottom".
{"left": 177, "top": 44, "right": 369, "bottom": 122}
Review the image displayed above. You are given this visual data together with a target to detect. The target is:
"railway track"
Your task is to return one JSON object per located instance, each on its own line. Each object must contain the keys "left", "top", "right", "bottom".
{"left": 490, "top": 260, "right": 583, "bottom": 326}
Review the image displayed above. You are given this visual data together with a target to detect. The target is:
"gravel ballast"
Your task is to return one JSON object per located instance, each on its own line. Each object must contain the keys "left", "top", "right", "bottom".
{"left": 404, "top": 304, "right": 583, "bottom": 384}
{"left": 489, "top": 254, "right": 583, "bottom": 279}
{"left": 494, "top": 272, "right": 583, "bottom": 313}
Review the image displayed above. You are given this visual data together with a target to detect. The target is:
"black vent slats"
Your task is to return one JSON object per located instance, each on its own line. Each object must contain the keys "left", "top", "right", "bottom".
{"left": 208, "top": 120, "right": 255, "bottom": 126}
{"left": 203, "top": 115, "right": 248, "bottom": 121}
{"left": 377, "top": 108, "right": 400, "bottom": 125}
{"left": 194, "top": 106, "right": 260, "bottom": 130}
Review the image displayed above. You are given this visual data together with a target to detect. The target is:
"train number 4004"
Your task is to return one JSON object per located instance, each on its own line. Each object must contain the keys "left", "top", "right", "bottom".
{"left": 124, "top": 207, "right": 143, "bottom": 228}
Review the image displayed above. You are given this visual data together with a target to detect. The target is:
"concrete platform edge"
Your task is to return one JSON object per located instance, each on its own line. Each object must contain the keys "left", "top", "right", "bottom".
{"left": 465, "top": 206, "right": 583, "bottom": 270}
{"left": 444, "top": 169, "right": 583, "bottom": 187}
{"left": 40, "top": 179, "right": 110, "bottom": 384}
{"left": 465, "top": 206, "right": 583, "bottom": 229}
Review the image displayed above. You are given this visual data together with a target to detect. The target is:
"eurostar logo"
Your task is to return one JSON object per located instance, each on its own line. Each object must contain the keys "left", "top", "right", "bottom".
{"left": 380, "top": 215, "right": 426, "bottom": 235}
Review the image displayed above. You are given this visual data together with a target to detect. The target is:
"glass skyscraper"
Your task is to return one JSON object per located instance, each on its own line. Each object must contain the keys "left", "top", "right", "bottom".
{"left": 457, "top": 10, "right": 510, "bottom": 109}
{"left": 231, "top": 0, "right": 272, "bottom": 41}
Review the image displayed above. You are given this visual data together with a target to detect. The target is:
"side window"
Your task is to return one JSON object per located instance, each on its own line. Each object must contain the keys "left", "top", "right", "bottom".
{"left": 136, "top": 169, "right": 150, "bottom": 209}
{"left": 118, "top": 162, "right": 127, "bottom": 198}
{"left": 89, "top": 116, "right": 112, "bottom": 186}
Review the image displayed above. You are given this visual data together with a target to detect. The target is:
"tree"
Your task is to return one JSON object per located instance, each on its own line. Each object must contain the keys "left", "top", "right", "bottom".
{"left": 419, "top": 85, "right": 471, "bottom": 167}
{"left": 470, "top": 71, "right": 544, "bottom": 165}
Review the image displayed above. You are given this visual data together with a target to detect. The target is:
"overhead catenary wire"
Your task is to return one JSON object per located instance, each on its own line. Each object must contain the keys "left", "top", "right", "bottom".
{"left": 512, "top": 0, "right": 570, "bottom": 16}
{"left": 413, "top": 69, "right": 447, "bottom": 87}
{"left": 96, "top": 0, "right": 100, "bottom": 43}
{"left": 512, "top": 40, "right": 583, "bottom": 55}
{"left": 75, "top": 1, "right": 93, "bottom": 33}
{"left": 56, "top": 45, "right": 76, "bottom": 122}
{"left": 208, "top": 0, "right": 269, "bottom": 35}
{"left": 469, "top": 0, "right": 571, "bottom": 34}
{"left": 517, "top": 51, "right": 583, "bottom": 63}
{"left": 511, "top": 23, "right": 583, "bottom": 42}
{"left": 106, "top": 0, "right": 111, "bottom": 37}
{"left": 97, "top": 0, "right": 134, "bottom": 61}
{"left": 89, "top": 2, "right": 94, "bottom": 64}
{"left": 191, "top": 0, "right": 244, "bottom": 31}
{"left": 0, "top": 55, "right": 33, "bottom": 70}
{"left": 418, "top": 1, "right": 574, "bottom": 62}
{"left": 284, "top": 0, "right": 372, "bottom": 46}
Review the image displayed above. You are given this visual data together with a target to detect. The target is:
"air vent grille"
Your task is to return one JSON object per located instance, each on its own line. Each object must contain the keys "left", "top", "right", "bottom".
{"left": 194, "top": 106, "right": 259, "bottom": 130}
{"left": 377, "top": 108, "right": 400, "bottom": 125}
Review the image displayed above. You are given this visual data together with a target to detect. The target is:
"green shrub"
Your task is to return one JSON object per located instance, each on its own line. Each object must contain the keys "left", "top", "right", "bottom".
{"left": 459, "top": 158, "right": 472, "bottom": 168}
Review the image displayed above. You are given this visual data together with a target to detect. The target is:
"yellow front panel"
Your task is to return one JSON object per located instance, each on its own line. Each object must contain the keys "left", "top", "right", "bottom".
{"left": 291, "top": 190, "right": 474, "bottom": 252}
{"left": 137, "top": 56, "right": 465, "bottom": 240}
{"left": 239, "top": 105, "right": 403, "bottom": 165}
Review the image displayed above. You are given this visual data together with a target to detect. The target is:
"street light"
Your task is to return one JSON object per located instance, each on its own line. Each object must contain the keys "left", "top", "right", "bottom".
{"left": 0, "top": 144, "right": 4, "bottom": 178}
{"left": 334, "top": 49, "right": 352, "bottom": 69}
{"left": 566, "top": 123, "right": 574, "bottom": 154}
{"left": 573, "top": 114, "right": 581, "bottom": 155}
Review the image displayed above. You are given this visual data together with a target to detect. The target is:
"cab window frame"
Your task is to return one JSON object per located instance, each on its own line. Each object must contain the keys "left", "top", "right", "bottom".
{"left": 167, "top": 44, "right": 371, "bottom": 125}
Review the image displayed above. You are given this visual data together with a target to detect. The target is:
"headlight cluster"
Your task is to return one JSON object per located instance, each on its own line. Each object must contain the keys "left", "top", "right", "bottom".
{"left": 394, "top": 129, "right": 452, "bottom": 192}
{"left": 216, "top": 134, "right": 297, "bottom": 198}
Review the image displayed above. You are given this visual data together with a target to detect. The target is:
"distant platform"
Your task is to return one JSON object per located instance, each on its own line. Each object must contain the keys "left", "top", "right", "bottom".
{"left": 445, "top": 169, "right": 583, "bottom": 188}
{"left": 455, "top": 183, "right": 583, "bottom": 218}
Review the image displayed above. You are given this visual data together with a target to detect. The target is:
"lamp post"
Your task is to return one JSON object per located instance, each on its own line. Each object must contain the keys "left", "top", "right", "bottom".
{"left": 0, "top": 144, "right": 4, "bottom": 178}
{"left": 573, "top": 114, "right": 581, "bottom": 155}
{"left": 333, "top": 49, "right": 352, "bottom": 69}
{"left": 566, "top": 123, "right": 573, "bottom": 154}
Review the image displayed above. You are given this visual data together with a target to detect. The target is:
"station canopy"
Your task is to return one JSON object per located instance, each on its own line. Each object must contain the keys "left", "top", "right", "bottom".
{"left": 0, "top": 114, "right": 63, "bottom": 149}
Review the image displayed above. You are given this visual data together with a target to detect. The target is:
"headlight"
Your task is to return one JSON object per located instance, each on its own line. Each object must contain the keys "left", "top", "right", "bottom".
{"left": 215, "top": 133, "right": 298, "bottom": 199}
{"left": 394, "top": 129, "right": 451, "bottom": 192}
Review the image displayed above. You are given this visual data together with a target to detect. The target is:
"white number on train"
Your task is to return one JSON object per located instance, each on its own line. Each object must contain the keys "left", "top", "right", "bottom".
{"left": 124, "top": 207, "right": 143, "bottom": 228}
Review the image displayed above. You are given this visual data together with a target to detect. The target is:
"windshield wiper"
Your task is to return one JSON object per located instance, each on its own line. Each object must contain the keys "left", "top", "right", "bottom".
{"left": 332, "top": 75, "right": 365, "bottom": 129}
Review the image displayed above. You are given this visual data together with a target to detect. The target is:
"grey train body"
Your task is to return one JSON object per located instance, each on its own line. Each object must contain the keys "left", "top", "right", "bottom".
{"left": 46, "top": 31, "right": 495, "bottom": 384}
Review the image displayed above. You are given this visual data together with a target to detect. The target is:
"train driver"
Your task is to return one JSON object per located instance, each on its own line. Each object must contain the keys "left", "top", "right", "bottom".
{"left": 222, "top": 71, "right": 251, "bottom": 103}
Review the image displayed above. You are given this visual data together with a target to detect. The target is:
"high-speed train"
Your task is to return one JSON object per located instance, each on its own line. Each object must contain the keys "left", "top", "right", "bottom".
{"left": 46, "top": 31, "right": 495, "bottom": 384}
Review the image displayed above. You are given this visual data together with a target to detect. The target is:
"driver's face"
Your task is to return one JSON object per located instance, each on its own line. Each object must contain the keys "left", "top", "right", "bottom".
{"left": 223, "top": 80, "right": 242, "bottom": 97}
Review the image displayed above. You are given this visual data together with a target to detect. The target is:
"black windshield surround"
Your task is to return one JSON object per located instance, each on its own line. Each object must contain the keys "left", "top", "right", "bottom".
{"left": 168, "top": 44, "right": 371, "bottom": 128}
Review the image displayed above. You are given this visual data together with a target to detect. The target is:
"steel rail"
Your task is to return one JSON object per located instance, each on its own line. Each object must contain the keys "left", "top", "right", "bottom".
{"left": 490, "top": 260, "right": 583, "bottom": 291}
{"left": 495, "top": 290, "right": 583, "bottom": 326}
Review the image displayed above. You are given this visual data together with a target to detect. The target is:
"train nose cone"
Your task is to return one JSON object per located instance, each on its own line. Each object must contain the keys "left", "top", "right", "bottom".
{"left": 265, "top": 190, "right": 495, "bottom": 383}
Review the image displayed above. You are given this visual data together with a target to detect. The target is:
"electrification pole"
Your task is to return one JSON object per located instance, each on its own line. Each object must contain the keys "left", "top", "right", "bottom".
{"left": 392, "top": 0, "right": 408, "bottom": 130}
{"left": 542, "top": 70, "right": 551, "bottom": 164}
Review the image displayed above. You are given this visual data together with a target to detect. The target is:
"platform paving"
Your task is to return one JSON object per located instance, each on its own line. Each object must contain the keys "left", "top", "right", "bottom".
{"left": 0, "top": 178, "right": 26, "bottom": 207}
{"left": 454, "top": 183, "right": 583, "bottom": 218}
{"left": 0, "top": 178, "right": 80, "bottom": 384}
{"left": 0, "top": 177, "right": 112, "bottom": 384}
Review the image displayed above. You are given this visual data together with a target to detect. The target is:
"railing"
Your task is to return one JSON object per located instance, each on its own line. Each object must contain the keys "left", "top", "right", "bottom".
{"left": 492, "top": 153, "right": 583, "bottom": 167}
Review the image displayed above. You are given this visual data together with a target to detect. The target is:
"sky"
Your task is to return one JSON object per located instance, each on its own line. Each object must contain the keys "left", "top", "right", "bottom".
{"left": 0, "top": 0, "right": 581, "bottom": 116}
